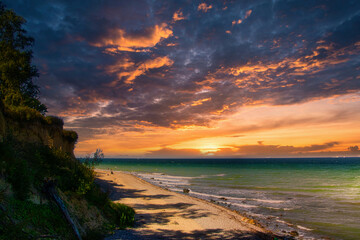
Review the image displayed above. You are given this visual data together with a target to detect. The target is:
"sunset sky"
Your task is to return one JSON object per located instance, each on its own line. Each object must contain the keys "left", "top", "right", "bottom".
{"left": 5, "top": 0, "right": 360, "bottom": 158}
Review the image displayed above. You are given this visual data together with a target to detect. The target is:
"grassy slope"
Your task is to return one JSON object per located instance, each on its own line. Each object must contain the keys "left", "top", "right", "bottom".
{"left": 0, "top": 105, "right": 134, "bottom": 240}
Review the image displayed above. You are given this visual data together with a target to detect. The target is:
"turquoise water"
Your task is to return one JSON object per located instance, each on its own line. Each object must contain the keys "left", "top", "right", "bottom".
{"left": 98, "top": 158, "right": 360, "bottom": 239}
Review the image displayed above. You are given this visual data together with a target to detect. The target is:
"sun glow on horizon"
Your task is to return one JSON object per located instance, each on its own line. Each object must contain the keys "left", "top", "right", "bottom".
{"left": 198, "top": 145, "right": 222, "bottom": 154}
{"left": 71, "top": 92, "right": 360, "bottom": 158}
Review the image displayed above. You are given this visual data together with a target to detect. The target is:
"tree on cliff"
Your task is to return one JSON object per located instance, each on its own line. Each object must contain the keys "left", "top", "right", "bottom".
{"left": 0, "top": 2, "right": 47, "bottom": 114}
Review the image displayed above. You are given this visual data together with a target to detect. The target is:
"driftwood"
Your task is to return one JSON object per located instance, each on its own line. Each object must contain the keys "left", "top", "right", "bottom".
{"left": 43, "top": 180, "right": 82, "bottom": 240}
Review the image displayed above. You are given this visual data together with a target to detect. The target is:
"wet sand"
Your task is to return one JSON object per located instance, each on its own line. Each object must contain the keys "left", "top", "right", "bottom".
{"left": 95, "top": 170, "right": 279, "bottom": 240}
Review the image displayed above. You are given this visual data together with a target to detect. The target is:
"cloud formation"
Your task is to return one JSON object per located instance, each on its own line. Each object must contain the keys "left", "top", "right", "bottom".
{"left": 173, "top": 9, "right": 185, "bottom": 22}
{"left": 198, "top": 3, "right": 212, "bottom": 13}
{"left": 94, "top": 23, "right": 173, "bottom": 53}
{"left": 107, "top": 56, "right": 174, "bottom": 85}
{"left": 232, "top": 142, "right": 339, "bottom": 156}
{"left": 348, "top": 146, "right": 359, "bottom": 153}
{"left": 3, "top": 0, "right": 360, "bottom": 156}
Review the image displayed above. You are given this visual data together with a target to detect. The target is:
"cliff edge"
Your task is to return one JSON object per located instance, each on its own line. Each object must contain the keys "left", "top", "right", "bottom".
{"left": 0, "top": 101, "right": 77, "bottom": 158}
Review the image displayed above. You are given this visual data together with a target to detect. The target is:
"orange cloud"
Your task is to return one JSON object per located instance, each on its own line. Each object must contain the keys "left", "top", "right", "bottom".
{"left": 209, "top": 41, "right": 360, "bottom": 89}
{"left": 198, "top": 3, "right": 212, "bottom": 12}
{"left": 104, "top": 57, "right": 134, "bottom": 74}
{"left": 191, "top": 97, "right": 211, "bottom": 106}
{"left": 108, "top": 56, "right": 174, "bottom": 85}
{"left": 93, "top": 23, "right": 173, "bottom": 52}
{"left": 212, "top": 105, "right": 229, "bottom": 115}
{"left": 173, "top": 9, "right": 185, "bottom": 21}
{"left": 232, "top": 19, "right": 242, "bottom": 25}
{"left": 166, "top": 42, "right": 178, "bottom": 47}
{"left": 103, "top": 46, "right": 150, "bottom": 53}
{"left": 230, "top": 10, "right": 250, "bottom": 27}
{"left": 244, "top": 9, "right": 252, "bottom": 19}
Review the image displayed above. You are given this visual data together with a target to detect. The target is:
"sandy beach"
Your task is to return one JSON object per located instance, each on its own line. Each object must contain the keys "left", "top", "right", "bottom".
{"left": 95, "top": 170, "right": 278, "bottom": 240}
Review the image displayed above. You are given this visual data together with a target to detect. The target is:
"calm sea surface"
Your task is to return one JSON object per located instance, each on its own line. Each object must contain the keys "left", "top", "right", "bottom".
{"left": 98, "top": 158, "right": 360, "bottom": 239}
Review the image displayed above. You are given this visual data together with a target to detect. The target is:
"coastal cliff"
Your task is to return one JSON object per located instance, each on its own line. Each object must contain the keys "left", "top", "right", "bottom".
{"left": 0, "top": 101, "right": 135, "bottom": 239}
{"left": 0, "top": 101, "right": 77, "bottom": 158}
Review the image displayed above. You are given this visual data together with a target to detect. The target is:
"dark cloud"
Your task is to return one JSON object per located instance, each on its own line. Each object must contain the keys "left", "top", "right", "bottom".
{"left": 3, "top": 0, "right": 360, "bottom": 138}
{"left": 348, "top": 145, "right": 360, "bottom": 153}
{"left": 233, "top": 142, "right": 339, "bottom": 156}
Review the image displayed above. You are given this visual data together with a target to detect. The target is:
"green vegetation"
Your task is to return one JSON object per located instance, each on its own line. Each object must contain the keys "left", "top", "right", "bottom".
{"left": 0, "top": 136, "right": 135, "bottom": 239}
{"left": 0, "top": 2, "right": 47, "bottom": 114}
{"left": 3, "top": 103, "right": 64, "bottom": 126}
{"left": 104, "top": 201, "right": 135, "bottom": 228}
{"left": 46, "top": 115, "right": 65, "bottom": 126}
{"left": 0, "top": 198, "right": 73, "bottom": 239}
{"left": 3, "top": 104, "right": 44, "bottom": 122}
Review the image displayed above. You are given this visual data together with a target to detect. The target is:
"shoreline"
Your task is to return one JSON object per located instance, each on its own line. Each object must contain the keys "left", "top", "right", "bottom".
{"left": 95, "top": 169, "right": 288, "bottom": 240}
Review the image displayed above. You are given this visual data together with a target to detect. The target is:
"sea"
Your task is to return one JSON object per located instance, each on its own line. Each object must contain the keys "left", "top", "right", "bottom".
{"left": 97, "top": 158, "right": 360, "bottom": 240}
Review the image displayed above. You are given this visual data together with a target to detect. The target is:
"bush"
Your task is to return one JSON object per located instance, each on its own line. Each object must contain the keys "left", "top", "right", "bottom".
{"left": 4, "top": 105, "right": 44, "bottom": 122}
{"left": 62, "top": 130, "right": 78, "bottom": 144}
{"left": 74, "top": 164, "right": 94, "bottom": 195}
{"left": 83, "top": 148, "right": 104, "bottom": 169}
{"left": 3, "top": 104, "right": 65, "bottom": 127}
{"left": 45, "top": 115, "right": 64, "bottom": 126}
{"left": 103, "top": 201, "right": 135, "bottom": 228}
{"left": 85, "top": 184, "right": 109, "bottom": 208}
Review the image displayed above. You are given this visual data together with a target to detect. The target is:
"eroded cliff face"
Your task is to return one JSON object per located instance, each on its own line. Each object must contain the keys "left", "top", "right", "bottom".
{"left": 0, "top": 103, "right": 77, "bottom": 158}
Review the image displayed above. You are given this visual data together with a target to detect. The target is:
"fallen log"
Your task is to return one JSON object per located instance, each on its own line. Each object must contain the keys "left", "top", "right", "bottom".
{"left": 43, "top": 179, "right": 82, "bottom": 240}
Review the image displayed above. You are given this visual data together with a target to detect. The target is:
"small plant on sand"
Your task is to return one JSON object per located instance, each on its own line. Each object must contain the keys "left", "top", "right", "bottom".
{"left": 76, "top": 149, "right": 104, "bottom": 195}
{"left": 103, "top": 201, "right": 135, "bottom": 228}
{"left": 83, "top": 148, "right": 104, "bottom": 169}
